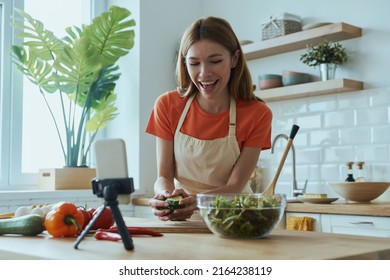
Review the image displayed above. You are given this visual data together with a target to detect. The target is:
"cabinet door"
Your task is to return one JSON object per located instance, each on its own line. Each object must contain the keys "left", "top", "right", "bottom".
{"left": 322, "top": 214, "right": 390, "bottom": 238}
{"left": 285, "top": 212, "right": 322, "bottom": 232}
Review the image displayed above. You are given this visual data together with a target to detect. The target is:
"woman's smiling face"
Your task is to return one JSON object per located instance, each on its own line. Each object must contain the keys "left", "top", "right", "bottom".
{"left": 185, "top": 39, "right": 238, "bottom": 101}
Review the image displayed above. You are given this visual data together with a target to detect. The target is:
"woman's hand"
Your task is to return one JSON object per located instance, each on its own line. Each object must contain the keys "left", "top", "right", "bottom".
{"left": 148, "top": 189, "right": 198, "bottom": 221}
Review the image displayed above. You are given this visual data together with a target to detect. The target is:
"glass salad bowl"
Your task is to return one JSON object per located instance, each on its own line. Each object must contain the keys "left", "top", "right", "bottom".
{"left": 196, "top": 193, "right": 286, "bottom": 239}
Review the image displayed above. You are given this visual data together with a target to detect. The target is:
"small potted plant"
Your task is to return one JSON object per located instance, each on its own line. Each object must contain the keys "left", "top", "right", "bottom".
{"left": 11, "top": 6, "right": 136, "bottom": 189}
{"left": 300, "top": 40, "right": 348, "bottom": 80}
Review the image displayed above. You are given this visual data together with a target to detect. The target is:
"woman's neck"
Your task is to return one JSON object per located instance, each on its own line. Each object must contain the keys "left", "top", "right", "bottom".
{"left": 195, "top": 93, "right": 230, "bottom": 114}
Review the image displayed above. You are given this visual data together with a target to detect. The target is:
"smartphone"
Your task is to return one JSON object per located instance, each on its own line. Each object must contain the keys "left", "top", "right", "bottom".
{"left": 94, "top": 138, "right": 131, "bottom": 204}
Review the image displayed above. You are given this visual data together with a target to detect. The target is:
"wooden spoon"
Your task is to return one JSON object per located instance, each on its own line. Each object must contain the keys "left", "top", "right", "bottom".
{"left": 262, "top": 124, "right": 300, "bottom": 196}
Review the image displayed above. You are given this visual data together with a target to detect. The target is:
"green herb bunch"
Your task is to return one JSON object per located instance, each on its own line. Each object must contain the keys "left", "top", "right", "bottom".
{"left": 300, "top": 40, "right": 348, "bottom": 67}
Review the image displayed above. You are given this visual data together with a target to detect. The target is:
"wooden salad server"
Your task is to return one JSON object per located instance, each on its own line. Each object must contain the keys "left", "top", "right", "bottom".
{"left": 262, "top": 124, "right": 300, "bottom": 196}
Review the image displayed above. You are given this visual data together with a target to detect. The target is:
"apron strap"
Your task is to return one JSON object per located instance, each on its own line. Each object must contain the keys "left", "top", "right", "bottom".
{"left": 229, "top": 97, "right": 236, "bottom": 136}
{"left": 175, "top": 94, "right": 195, "bottom": 134}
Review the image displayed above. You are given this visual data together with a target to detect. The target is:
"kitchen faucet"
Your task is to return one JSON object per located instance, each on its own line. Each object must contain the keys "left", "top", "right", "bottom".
{"left": 271, "top": 134, "right": 308, "bottom": 197}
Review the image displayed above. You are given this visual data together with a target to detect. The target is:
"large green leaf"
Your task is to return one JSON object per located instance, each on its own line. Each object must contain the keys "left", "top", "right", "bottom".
{"left": 84, "top": 5, "right": 136, "bottom": 67}
{"left": 67, "top": 65, "right": 120, "bottom": 109}
{"left": 13, "top": 8, "right": 65, "bottom": 61}
{"left": 53, "top": 37, "right": 102, "bottom": 96}
{"left": 11, "top": 45, "right": 57, "bottom": 93}
{"left": 86, "top": 93, "right": 118, "bottom": 132}
{"left": 88, "top": 65, "right": 121, "bottom": 108}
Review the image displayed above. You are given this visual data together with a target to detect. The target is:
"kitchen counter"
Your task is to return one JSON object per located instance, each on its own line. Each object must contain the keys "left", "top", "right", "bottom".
{"left": 286, "top": 201, "right": 390, "bottom": 216}
{"left": 1, "top": 217, "right": 390, "bottom": 260}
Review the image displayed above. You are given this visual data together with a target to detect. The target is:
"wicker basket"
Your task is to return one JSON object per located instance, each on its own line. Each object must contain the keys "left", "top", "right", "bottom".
{"left": 261, "top": 13, "right": 302, "bottom": 40}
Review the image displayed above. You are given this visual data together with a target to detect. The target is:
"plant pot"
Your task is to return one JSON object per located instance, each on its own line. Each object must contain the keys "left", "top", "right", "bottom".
{"left": 319, "top": 63, "right": 337, "bottom": 81}
{"left": 38, "top": 168, "right": 96, "bottom": 190}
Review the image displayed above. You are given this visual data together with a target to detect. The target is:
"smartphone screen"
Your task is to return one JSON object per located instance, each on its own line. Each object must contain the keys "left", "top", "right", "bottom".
{"left": 94, "top": 138, "right": 131, "bottom": 204}
{"left": 94, "top": 139, "right": 129, "bottom": 179}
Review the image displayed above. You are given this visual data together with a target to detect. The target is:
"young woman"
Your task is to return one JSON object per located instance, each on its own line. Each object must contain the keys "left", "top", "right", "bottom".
{"left": 146, "top": 16, "right": 272, "bottom": 221}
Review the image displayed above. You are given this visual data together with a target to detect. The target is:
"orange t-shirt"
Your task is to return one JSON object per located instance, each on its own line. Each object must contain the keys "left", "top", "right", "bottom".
{"left": 146, "top": 90, "right": 272, "bottom": 150}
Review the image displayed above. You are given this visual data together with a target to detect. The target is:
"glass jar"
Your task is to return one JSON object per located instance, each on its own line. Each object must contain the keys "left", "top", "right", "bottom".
{"left": 345, "top": 162, "right": 355, "bottom": 182}
{"left": 355, "top": 162, "right": 367, "bottom": 182}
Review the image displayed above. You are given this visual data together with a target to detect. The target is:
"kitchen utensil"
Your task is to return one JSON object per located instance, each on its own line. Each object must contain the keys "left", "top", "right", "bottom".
{"left": 196, "top": 193, "right": 286, "bottom": 239}
{"left": 329, "top": 182, "right": 390, "bottom": 203}
{"left": 262, "top": 124, "right": 300, "bottom": 196}
{"left": 298, "top": 197, "right": 338, "bottom": 204}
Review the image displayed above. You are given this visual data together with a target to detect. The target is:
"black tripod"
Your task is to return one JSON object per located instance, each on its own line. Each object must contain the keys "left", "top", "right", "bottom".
{"left": 74, "top": 178, "right": 134, "bottom": 250}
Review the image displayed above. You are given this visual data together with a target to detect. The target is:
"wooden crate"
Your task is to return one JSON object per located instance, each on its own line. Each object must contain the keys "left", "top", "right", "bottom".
{"left": 38, "top": 168, "right": 96, "bottom": 190}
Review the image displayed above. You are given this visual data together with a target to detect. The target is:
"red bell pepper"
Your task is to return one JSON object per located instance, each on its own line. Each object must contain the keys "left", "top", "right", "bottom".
{"left": 78, "top": 207, "right": 92, "bottom": 230}
{"left": 44, "top": 202, "right": 84, "bottom": 237}
{"left": 90, "top": 206, "right": 115, "bottom": 230}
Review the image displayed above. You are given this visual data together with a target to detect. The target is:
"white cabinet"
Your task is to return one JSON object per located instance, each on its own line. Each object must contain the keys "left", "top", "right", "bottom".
{"left": 286, "top": 212, "right": 390, "bottom": 238}
{"left": 322, "top": 214, "right": 390, "bottom": 238}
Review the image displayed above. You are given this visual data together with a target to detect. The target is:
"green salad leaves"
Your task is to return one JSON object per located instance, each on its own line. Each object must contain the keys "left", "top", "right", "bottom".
{"left": 201, "top": 194, "right": 284, "bottom": 239}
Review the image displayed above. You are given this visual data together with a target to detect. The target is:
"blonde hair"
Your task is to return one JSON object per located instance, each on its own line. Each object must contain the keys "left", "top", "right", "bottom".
{"left": 176, "top": 17, "right": 256, "bottom": 101}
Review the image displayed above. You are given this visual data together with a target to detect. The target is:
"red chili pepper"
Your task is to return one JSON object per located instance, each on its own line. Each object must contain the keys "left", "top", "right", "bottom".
{"left": 94, "top": 226, "right": 163, "bottom": 241}
{"left": 107, "top": 226, "right": 164, "bottom": 237}
{"left": 95, "top": 231, "right": 122, "bottom": 241}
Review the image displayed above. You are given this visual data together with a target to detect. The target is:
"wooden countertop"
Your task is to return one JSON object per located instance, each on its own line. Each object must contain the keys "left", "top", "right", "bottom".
{"left": 286, "top": 201, "right": 390, "bottom": 216}
{"left": 132, "top": 197, "right": 390, "bottom": 217}
{"left": 1, "top": 217, "right": 390, "bottom": 260}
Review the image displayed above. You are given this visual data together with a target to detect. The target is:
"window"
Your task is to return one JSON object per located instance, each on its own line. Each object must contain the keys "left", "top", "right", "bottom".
{"left": 1, "top": 0, "right": 106, "bottom": 189}
{"left": 20, "top": 0, "right": 87, "bottom": 174}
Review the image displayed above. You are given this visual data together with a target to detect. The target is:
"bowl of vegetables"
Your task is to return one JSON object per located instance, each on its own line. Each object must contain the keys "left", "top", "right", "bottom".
{"left": 196, "top": 193, "right": 286, "bottom": 239}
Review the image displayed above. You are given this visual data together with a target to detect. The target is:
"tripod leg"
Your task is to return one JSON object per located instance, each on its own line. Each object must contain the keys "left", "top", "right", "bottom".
{"left": 74, "top": 205, "right": 106, "bottom": 249}
{"left": 109, "top": 203, "right": 134, "bottom": 250}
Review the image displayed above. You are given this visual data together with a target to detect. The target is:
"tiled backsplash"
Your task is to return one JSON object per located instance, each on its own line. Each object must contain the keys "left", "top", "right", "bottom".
{"left": 257, "top": 86, "right": 390, "bottom": 200}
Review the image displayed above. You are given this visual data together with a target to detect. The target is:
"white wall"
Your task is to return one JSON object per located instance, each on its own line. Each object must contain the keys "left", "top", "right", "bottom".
{"left": 107, "top": 0, "right": 390, "bottom": 200}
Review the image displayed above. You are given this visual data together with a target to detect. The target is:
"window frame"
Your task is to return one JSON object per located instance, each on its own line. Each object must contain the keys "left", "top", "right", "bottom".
{"left": 0, "top": 0, "right": 13, "bottom": 188}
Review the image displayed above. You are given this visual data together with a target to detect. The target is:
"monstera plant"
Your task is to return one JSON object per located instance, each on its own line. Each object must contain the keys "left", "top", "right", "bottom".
{"left": 12, "top": 5, "right": 135, "bottom": 167}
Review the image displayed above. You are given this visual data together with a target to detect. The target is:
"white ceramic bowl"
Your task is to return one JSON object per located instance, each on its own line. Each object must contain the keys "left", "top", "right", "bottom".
{"left": 196, "top": 193, "right": 286, "bottom": 239}
{"left": 329, "top": 182, "right": 390, "bottom": 203}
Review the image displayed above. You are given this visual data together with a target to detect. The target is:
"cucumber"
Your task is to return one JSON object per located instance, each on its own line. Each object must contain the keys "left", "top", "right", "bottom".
{"left": 157, "top": 195, "right": 185, "bottom": 213}
{"left": 0, "top": 214, "right": 45, "bottom": 236}
{"left": 166, "top": 195, "right": 184, "bottom": 208}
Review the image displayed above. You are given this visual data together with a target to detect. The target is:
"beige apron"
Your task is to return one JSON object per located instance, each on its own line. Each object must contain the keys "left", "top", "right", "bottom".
{"left": 174, "top": 94, "right": 252, "bottom": 194}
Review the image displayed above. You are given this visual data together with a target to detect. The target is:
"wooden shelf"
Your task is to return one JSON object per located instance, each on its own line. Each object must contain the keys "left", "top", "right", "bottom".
{"left": 242, "top": 22, "right": 362, "bottom": 60}
{"left": 255, "top": 78, "right": 364, "bottom": 102}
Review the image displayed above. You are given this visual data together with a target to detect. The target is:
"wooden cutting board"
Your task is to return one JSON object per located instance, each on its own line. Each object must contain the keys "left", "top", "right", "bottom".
{"left": 124, "top": 217, "right": 211, "bottom": 234}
